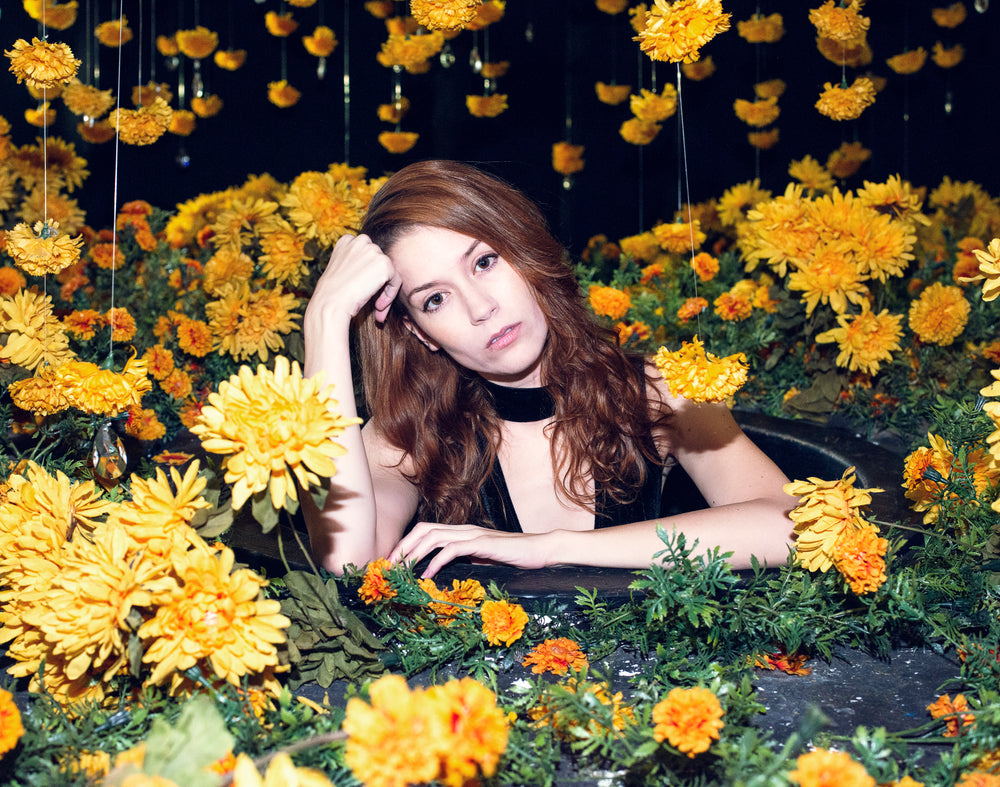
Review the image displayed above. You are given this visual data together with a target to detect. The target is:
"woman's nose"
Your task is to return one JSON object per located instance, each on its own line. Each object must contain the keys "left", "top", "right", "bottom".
{"left": 467, "top": 288, "right": 499, "bottom": 324}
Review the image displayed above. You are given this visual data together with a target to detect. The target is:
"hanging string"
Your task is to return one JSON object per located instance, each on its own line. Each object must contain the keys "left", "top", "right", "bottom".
{"left": 636, "top": 41, "right": 645, "bottom": 233}
{"left": 342, "top": 0, "right": 351, "bottom": 163}
{"left": 675, "top": 63, "right": 703, "bottom": 335}
{"left": 108, "top": 0, "right": 125, "bottom": 364}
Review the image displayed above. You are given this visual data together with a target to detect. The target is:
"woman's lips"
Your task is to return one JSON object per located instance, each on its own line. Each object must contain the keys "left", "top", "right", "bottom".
{"left": 487, "top": 323, "right": 520, "bottom": 350}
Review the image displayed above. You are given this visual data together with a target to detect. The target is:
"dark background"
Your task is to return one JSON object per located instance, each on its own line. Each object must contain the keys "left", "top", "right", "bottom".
{"left": 4, "top": 0, "right": 999, "bottom": 254}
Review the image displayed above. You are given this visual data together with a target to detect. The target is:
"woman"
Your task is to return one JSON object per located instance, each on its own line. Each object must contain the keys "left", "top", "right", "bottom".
{"left": 303, "top": 159, "right": 793, "bottom": 577}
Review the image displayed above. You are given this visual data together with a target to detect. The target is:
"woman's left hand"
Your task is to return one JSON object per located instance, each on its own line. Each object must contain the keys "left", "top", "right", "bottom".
{"left": 388, "top": 523, "right": 555, "bottom": 578}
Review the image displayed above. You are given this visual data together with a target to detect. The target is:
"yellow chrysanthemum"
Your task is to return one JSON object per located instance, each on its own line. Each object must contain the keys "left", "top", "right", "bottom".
{"left": 784, "top": 466, "right": 881, "bottom": 572}
{"left": 635, "top": 0, "right": 732, "bottom": 63}
{"left": 788, "top": 155, "right": 834, "bottom": 194}
{"left": 652, "top": 686, "right": 724, "bottom": 757}
{"left": 630, "top": 85, "right": 678, "bottom": 122}
{"left": 191, "top": 356, "right": 361, "bottom": 511}
{"left": 258, "top": 218, "right": 310, "bottom": 286}
{"left": 653, "top": 336, "right": 748, "bottom": 403}
{"left": 967, "top": 238, "right": 1000, "bottom": 301}
{"left": 175, "top": 26, "right": 218, "bottom": 59}
{"left": 139, "top": 539, "right": 290, "bottom": 689}
{"left": 0, "top": 289, "right": 74, "bottom": 370}
{"left": 303, "top": 25, "right": 338, "bottom": 57}
{"left": 887, "top": 48, "right": 928, "bottom": 75}
{"left": 205, "top": 283, "right": 301, "bottom": 362}
{"left": 595, "top": 81, "right": 632, "bottom": 105}
{"left": 231, "top": 752, "right": 335, "bottom": 787}
{"left": 281, "top": 170, "right": 364, "bottom": 246}
{"left": 411, "top": 0, "right": 482, "bottom": 30}
{"left": 111, "top": 96, "right": 172, "bottom": 145}
{"left": 815, "top": 307, "right": 904, "bottom": 375}
{"left": 51, "top": 355, "right": 152, "bottom": 416}
{"left": 832, "top": 522, "right": 888, "bottom": 595}
{"left": 552, "top": 141, "right": 585, "bottom": 175}
{"left": 908, "top": 282, "right": 970, "bottom": 346}
{"left": 808, "top": 1, "right": 869, "bottom": 43}
{"left": 466, "top": 94, "right": 508, "bottom": 117}
{"left": 787, "top": 243, "right": 868, "bottom": 315}
{"left": 718, "top": 179, "right": 771, "bottom": 226}
{"left": 653, "top": 219, "right": 706, "bottom": 253}
{"left": 816, "top": 77, "right": 876, "bottom": 121}
{"left": 737, "top": 12, "right": 784, "bottom": 43}
{"left": 5, "top": 37, "right": 80, "bottom": 90}
{"left": 5, "top": 219, "right": 83, "bottom": 276}
{"left": 733, "top": 96, "right": 780, "bottom": 128}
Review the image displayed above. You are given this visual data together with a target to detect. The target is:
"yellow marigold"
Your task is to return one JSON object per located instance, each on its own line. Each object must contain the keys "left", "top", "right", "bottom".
{"left": 787, "top": 243, "right": 868, "bottom": 315}
{"left": 789, "top": 749, "right": 875, "bottom": 787}
{"left": 832, "top": 521, "right": 887, "bottom": 594}
{"left": 596, "top": 0, "right": 629, "bottom": 12}
{"left": 652, "top": 686, "right": 724, "bottom": 757}
{"left": 191, "top": 95, "right": 223, "bottom": 118}
{"left": 139, "top": 540, "right": 290, "bottom": 689}
{"left": 588, "top": 285, "right": 631, "bottom": 320}
{"left": 175, "top": 26, "right": 218, "bottom": 59}
{"left": 653, "top": 220, "right": 705, "bottom": 253}
{"left": 784, "top": 466, "right": 881, "bottom": 572}
{"left": 815, "top": 307, "right": 903, "bottom": 375}
{"left": 630, "top": 85, "right": 678, "bottom": 122}
{"left": 932, "top": 2, "right": 967, "bottom": 27}
{"left": 887, "top": 48, "right": 928, "bottom": 75}
{"left": 480, "top": 599, "right": 528, "bottom": 646}
{"left": 827, "top": 141, "right": 872, "bottom": 180}
{"left": 677, "top": 296, "right": 708, "bottom": 324}
{"left": 8, "top": 368, "right": 71, "bottom": 416}
{"left": 267, "top": 80, "right": 301, "bottom": 108}
{"left": 168, "top": 109, "right": 196, "bottom": 136}
{"left": 480, "top": 60, "right": 509, "bottom": 78}
{"left": 754, "top": 78, "right": 786, "bottom": 99}
{"left": 61, "top": 79, "right": 115, "bottom": 118}
{"left": 595, "top": 81, "right": 632, "bottom": 105}
{"left": 411, "top": 0, "right": 482, "bottom": 30}
{"left": 106, "top": 307, "right": 136, "bottom": 341}
{"left": 816, "top": 35, "right": 873, "bottom": 67}
{"left": 303, "top": 25, "right": 338, "bottom": 57}
{"left": 378, "top": 131, "right": 419, "bottom": 154}
{"left": 78, "top": 118, "right": 116, "bottom": 143}
{"left": 927, "top": 694, "right": 975, "bottom": 737}
{"left": 5, "top": 219, "right": 83, "bottom": 276}
{"left": 53, "top": 354, "right": 152, "bottom": 416}
{"left": 619, "top": 231, "right": 660, "bottom": 262}
{"left": 733, "top": 96, "right": 780, "bottom": 127}
{"left": 214, "top": 49, "right": 247, "bottom": 70}
{"left": 466, "top": 94, "right": 508, "bottom": 118}
{"left": 126, "top": 406, "right": 167, "bottom": 441}
{"left": 376, "top": 31, "right": 445, "bottom": 72}
{"left": 358, "top": 558, "right": 398, "bottom": 604}
{"left": 713, "top": 291, "right": 753, "bottom": 321}
{"left": 176, "top": 319, "right": 212, "bottom": 357}
{"left": 619, "top": 117, "right": 661, "bottom": 145}
{"left": 281, "top": 170, "right": 363, "bottom": 246}
{"left": 265, "top": 10, "right": 298, "bottom": 36}
{"left": 748, "top": 128, "right": 780, "bottom": 149}
{"left": 62, "top": 308, "right": 103, "bottom": 338}
{"left": 467, "top": 1, "right": 505, "bottom": 30}
{"left": 808, "top": 1, "right": 869, "bottom": 43}
{"left": 0, "top": 289, "right": 73, "bottom": 370}
{"left": 95, "top": 17, "right": 133, "bottom": 46}
{"left": 111, "top": 96, "right": 172, "bottom": 145}
{"left": 378, "top": 98, "right": 410, "bottom": 123}
{"left": 191, "top": 356, "right": 360, "bottom": 511}
{"left": 789, "top": 155, "right": 834, "bottom": 194}
{"left": 425, "top": 677, "right": 509, "bottom": 785}
{"left": 932, "top": 41, "right": 964, "bottom": 68}
{"left": 681, "top": 55, "right": 715, "bottom": 80}
{"left": 156, "top": 34, "right": 179, "bottom": 56}
{"left": 0, "top": 688, "right": 24, "bottom": 757}
{"left": 522, "top": 638, "right": 588, "bottom": 675}
{"left": 552, "top": 141, "right": 585, "bottom": 175}
{"left": 737, "top": 12, "right": 784, "bottom": 43}
{"left": 653, "top": 336, "right": 748, "bottom": 403}
{"left": 816, "top": 77, "right": 876, "bottom": 121}
{"left": 24, "top": 1, "right": 79, "bottom": 30}
{"left": 25, "top": 102, "right": 56, "bottom": 128}
{"left": 5, "top": 37, "right": 80, "bottom": 90}
{"left": 908, "top": 282, "right": 970, "bottom": 345}
{"left": 635, "top": 0, "right": 732, "bottom": 63}
{"left": 142, "top": 344, "right": 175, "bottom": 380}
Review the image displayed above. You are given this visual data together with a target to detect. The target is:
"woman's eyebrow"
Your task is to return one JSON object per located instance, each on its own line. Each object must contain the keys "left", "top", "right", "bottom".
{"left": 404, "top": 239, "right": 484, "bottom": 301}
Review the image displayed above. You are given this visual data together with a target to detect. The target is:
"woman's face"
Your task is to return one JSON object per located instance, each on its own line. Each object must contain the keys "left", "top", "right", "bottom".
{"left": 389, "top": 225, "right": 549, "bottom": 388}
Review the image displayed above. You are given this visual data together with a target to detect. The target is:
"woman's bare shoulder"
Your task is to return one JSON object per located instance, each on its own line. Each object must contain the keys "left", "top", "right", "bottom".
{"left": 361, "top": 419, "right": 416, "bottom": 477}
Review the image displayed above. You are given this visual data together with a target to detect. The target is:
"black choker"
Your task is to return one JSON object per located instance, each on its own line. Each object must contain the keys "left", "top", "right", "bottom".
{"left": 481, "top": 379, "right": 555, "bottom": 422}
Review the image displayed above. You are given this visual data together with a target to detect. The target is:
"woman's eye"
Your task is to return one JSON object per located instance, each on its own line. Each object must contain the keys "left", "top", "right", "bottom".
{"left": 475, "top": 253, "right": 498, "bottom": 271}
{"left": 423, "top": 293, "right": 444, "bottom": 312}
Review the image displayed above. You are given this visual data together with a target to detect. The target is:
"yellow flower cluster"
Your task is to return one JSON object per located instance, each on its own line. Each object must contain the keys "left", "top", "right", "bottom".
{"left": 808, "top": 0, "right": 869, "bottom": 43}
{"left": 376, "top": 31, "right": 445, "bottom": 72}
{"left": 653, "top": 219, "right": 706, "bottom": 253}
{"left": 378, "top": 130, "right": 419, "bottom": 153}
{"left": 344, "top": 674, "right": 509, "bottom": 787}
{"left": 0, "top": 289, "right": 74, "bottom": 371}
{"left": 653, "top": 336, "right": 748, "bottom": 403}
{"left": 635, "top": 0, "right": 732, "bottom": 63}
{"left": 630, "top": 85, "right": 678, "bottom": 122}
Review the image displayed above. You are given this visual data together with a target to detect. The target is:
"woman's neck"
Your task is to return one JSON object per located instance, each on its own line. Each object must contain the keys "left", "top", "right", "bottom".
{"left": 480, "top": 378, "right": 555, "bottom": 422}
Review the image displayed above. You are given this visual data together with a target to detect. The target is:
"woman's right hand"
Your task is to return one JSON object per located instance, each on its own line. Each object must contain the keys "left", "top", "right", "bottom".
{"left": 306, "top": 233, "right": 402, "bottom": 326}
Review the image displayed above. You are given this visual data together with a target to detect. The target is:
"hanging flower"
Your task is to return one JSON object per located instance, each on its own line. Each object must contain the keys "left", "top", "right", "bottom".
{"left": 78, "top": 119, "right": 116, "bottom": 144}
{"left": 25, "top": 102, "right": 55, "bottom": 128}
{"left": 653, "top": 336, "right": 748, "bottom": 403}
{"left": 552, "top": 141, "right": 585, "bottom": 175}
{"left": 737, "top": 12, "right": 784, "bottom": 43}
{"left": 168, "top": 109, "right": 196, "bottom": 136}
{"left": 522, "top": 638, "right": 588, "bottom": 675}
{"left": 681, "top": 56, "right": 715, "bottom": 80}
{"left": 95, "top": 17, "right": 133, "bottom": 47}
{"left": 815, "top": 307, "right": 904, "bottom": 375}
{"left": 652, "top": 686, "right": 724, "bottom": 757}
{"left": 480, "top": 599, "right": 528, "bottom": 646}
{"left": 596, "top": 0, "right": 629, "bottom": 12}
{"left": 0, "top": 689, "right": 24, "bottom": 758}
{"left": 808, "top": 1, "right": 869, "bottom": 43}
{"left": 378, "top": 97, "right": 410, "bottom": 122}
{"left": 932, "top": 2, "right": 968, "bottom": 27}
{"left": 61, "top": 79, "right": 114, "bottom": 118}
{"left": 784, "top": 467, "right": 881, "bottom": 572}
{"left": 265, "top": 11, "right": 299, "bottom": 37}
{"left": 467, "top": 1, "right": 505, "bottom": 30}
{"left": 630, "top": 85, "right": 678, "bottom": 122}
{"left": 677, "top": 296, "right": 708, "bottom": 324}
{"left": 5, "top": 219, "right": 83, "bottom": 276}
{"left": 832, "top": 521, "right": 888, "bottom": 595}
{"left": 733, "top": 96, "right": 779, "bottom": 127}
{"left": 156, "top": 35, "right": 179, "bottom": 56}
{"left": 191, "top": 95, "right": 223, "bottom": 118}
{"left": 267, "top": 80, "right": 301, "bottom": 108}
{"left": 653, "top": 219, "right": 705, "bottom": 253}
{"left": 927, "top": 694, "right": 975, "bottom": 737}
{"left": 411, "top": 0, "right": 482, "bottom": 30}
{"left": 377, "top": 32, "right": 445, "bottom": 72}
{"left": 595, "top": 81, "right": 631, "bottom": 104}
{"left": 816, "top": 77, "right": 876, "bottom": 121}
{"left": 932, "top": 42, "right": 965, "bottom": 68}
{"left": 378, "top": 131, "right": 419, "bottom": 154}
{"left": 139, "top": 540, "right": 290, "bottom": 689}
{"left": 23, "top": 1, "right": 78, "bottom": 30}
{"left": 303, "top": 25, "right": 338, "bottom": 57}
{"left": 480, "top": 60, "right": 509, "bottom": 78}
{"left": 588, "top": 285, "right": 631, "bottom": 320}
{"left": 191, "top": 356, "right": 359, "bottom": 511}
{"left": 131, "top": 81, "right": 173, "bottom": 107}
{"left": 111, "top": 96, "right": 172, "bottom": 145}
{"left": 635, "top": 0, "right": 732, "bottom": 64}
{"left": 466, "top": 94, "right": 508, "bottom": 117}
{"left": 748, "top": 129, "right": 780, "bottom": 149}
{"left": 788, "top": 749, "right": 875, "bottom": 786}
{"left": 5, "top": 37, "right": 80, "bottom": 90}
{"left": 886, "top": 48, "right": 928, "bottom": 75}
{"left": 619, "top": 117, "right": 661, "bottom": 145}
{"left": 214, "top": 49, "right": 247, "bottom": 70}
{"left": 176, "top": 26, "right": 218, "bottom": 59}
{"left": 754, "top": 78, "right": 786, "bottom": 100}
{"left": 53, "top": 354, "right": 152, "bottom": 416}
{"left": 827, "top": 141, "right": 872, "bottom": 180}
{"left": 908, "top": 282, "right": 970, "bottom": 345}
{"left": 788, "top": 156, "right": 834, "bottom": 194}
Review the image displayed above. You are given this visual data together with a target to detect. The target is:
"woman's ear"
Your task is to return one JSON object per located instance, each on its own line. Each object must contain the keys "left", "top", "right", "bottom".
{"left": 402, "top": 316, "right": 440, "bottom": 352}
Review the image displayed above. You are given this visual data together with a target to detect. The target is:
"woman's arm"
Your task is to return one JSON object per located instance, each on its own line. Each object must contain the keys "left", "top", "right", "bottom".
{"left": 301, "top": 234, "right": 418, "bottom": 573}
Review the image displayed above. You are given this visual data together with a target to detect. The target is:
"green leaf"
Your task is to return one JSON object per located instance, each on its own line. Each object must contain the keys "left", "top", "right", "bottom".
{"left": 251, "top": 489, "right": 280, "bottom": 533}
{"left": 140, "top": 694, "right": 234, "bottom": 787}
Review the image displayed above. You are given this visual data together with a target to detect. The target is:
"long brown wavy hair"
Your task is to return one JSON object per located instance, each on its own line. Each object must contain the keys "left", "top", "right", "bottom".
{"left": 357, "top": 159, "right": 669, "bottom": 526}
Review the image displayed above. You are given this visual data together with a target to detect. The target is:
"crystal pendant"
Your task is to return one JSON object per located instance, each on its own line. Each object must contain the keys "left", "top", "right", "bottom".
{"left": 469, "top": 46, "right": 483, "bottom": 73}
{"left": 91, "top": 421, "right": 128, "bottom": 484}
{"left": 525, "top": 22, "right": 534, "bottom": 43}
{"left": 165, "top": 55, "right": 179, "bottom": 71}
{"left": 439, "top": 43, "right": 456, "bottom": 68}
{"left": 975, "top": 0, "right": 988, "bottom": 11}
{"left": 176, "top": 144, "right": 191, "bottom": 168}
{"left": 562, "top": 175, "right": 572, "bottom": 191}
{"left": 944, "top": 89, "right": 953, "bottom": 114}
{"left": 192, "top": 64, "right": 204, "bottom": 98}
{"left": 317, "top": 56, "right": 326, "bottom": 79}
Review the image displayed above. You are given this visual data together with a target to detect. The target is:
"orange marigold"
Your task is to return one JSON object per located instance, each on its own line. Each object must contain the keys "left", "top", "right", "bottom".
{"left": 0, "top": 688, "right": 24, "bottom": 757}
{"left": 690, "top": 251, "right": 719, "bottom": 281}
{"left": 265, "top": 11, "right": 299, "bottom": 36}
{"left": 378, "top": 131, "right": 419, "bottom": 154}
{"left": 176, "top": 26, "right": 218, "bottom": 59}
{"left": 267, "top": 80, "right": 301, "bottom": 108}
{"left": 832, "top": 522, "right": 888, "bottom": 594}
{"left": 788, "top": 749, "right": 875, "bottom": 786}
{"left": 106, "top": 308, "right": 136, "bottom": 341}
{"left": 927, "top": 694, "right": 975, "bottom": 737}
{"left": 619, "top": 117, "right": 661, "bottom": 145}
{"left": 480, "top": 599, "right": 528, "bottom": 646}
{"left": 358, "top": 558, "right": 398, "bottom": 604}
{"left": 552, "top": 142, "right": 585, "bottom": 175}
{"left": 522, "top": 638, "right": 589, "bottom": 675}
{"left": 589, "top": 285, "right": 631, "bottom": 320}
{"left": 714, "top": 291, "right": 753, "bottom": 321}
{"left": 677, "top": 296, "right": 708, "bottom": 324}
{"left": 652, "top": 686, "right": 724, "bottom": 757}
{"left": 737, "top": 12, "right": 784, "bottom": 43}
{"left": 932, "top": 2, "right": 967, "bottom": 28}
